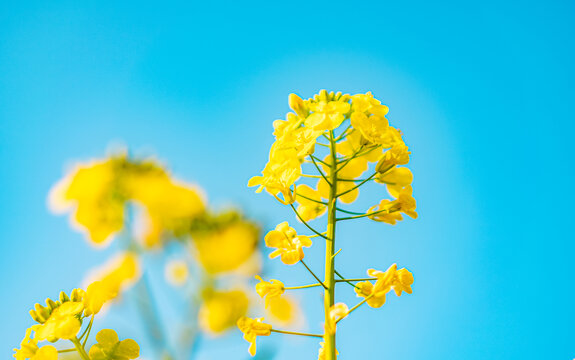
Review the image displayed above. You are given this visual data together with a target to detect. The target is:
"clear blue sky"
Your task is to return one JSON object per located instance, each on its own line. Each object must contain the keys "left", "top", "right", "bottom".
{"left": 1, "top": 1, "right": 573, "bottom": 359}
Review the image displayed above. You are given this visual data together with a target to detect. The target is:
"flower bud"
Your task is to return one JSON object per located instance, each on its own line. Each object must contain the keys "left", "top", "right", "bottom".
{"left": 59, "top": 291, "right": 70, "bottom": 303}
{"left": 288, "top": 93, "right": 308, "bottom": 118}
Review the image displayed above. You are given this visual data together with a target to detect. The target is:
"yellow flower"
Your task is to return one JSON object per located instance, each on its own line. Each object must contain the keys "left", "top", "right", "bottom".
{"left": 355, "top": 264, "right": 414, "bottom": 308}
{"left": 264, "top": 222, "right": 312, "bottom": 265}
{"left": 265, "top": 295, "right": 298, "bottom": 326}
{"left": 305, "top": 98, "right": 351, "bottom": 131}
{"left": 295, "top": 184, "right": 326, "bottom": 222}
{"left": 84, "top": 280, "right": 117, "bottom": 317}
{"left": 350, "top": 111, "right": 390, "bottom": 145}
{"left": 325, "top": 303, "right": 348, "bottom": 334}
{"left": 396, "top": 186, "right": 418, "bottom": 219}
{"left": 248, "top": 147, "right": 301, "bottom": 204}
{"left": 34, "top": 301, "right": 84, "bottom": 341}
{"left": 88, "top": 329, "right": 140, "bottom": 360}
{"left": 366, "top": 199, "right": 403, "bottom": 224}
{"left": 199, "top": 290, "right": 249, "bottom": 335}
{"left": 289, "top": 93, "right": 309, "bottom": 118}
{"left": 255, "top": 275, "right": 285, "bottom": 307}
{"left": 49, "top": 159, "right": 124, "bottom": 246}
{"left": 351, "top": 92, "right": 390, "bottom": 117}
{"left": 337, "top": 130, "right": 382, "bottom": 163}
{"left": 375, "top": 167, "right": 414, "bottom": 198}
{"left": 165, "top": 259, "right": 189, "bottom": 286}
{"left": 376, "top": 142, "right": 410, "bottom": 171}
{"left": 193, "top": 221, "right": 259, "bottom": 274}
{"left": 237, "top": 317, "right": 272, "bottom": 356}
{"left": 13, "top": 327, "right": 58, "bottom": 360}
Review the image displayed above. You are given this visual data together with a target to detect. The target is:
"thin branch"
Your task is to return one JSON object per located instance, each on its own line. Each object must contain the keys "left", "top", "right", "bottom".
{"left": 334, "top": 124, "right": 353, "bottom": 142}
{"left": 334, "top": 269, "right": 359, "bottom": 289}
{"left": 336, "top": 294, "right": 374, "bottom": 324}
{"left": 296, "top": 192, "right": 328, "bottom": 206}
{"left": 335, "top": 278, "right": 377, "bottom": 283}
{"left": 336, "top": 207, "right": 399, "bottom": 221}
{"left": 336, "top": 173, "right": 377, "bottom": 198}
{"left": 300, "top": 260, "right": 328, "bottom": 289}
{"left": 270, "top": 329, "right": 323, "bottom": 338}
{"left": 284, "top": 283, "right": 323, "bottom": 290}
{"left": 289, "top": 203, "right": 329, "bottom": 239}
{"left": 335, "top": 207, "right": 364, "bottom": 215}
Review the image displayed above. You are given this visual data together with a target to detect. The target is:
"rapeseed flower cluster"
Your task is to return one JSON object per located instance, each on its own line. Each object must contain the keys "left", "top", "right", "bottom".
{"left": 14, "top": 286, "right": 139, "bottom": 360}
{"left": 240, "top": 90, "right": 417, "bottom": 360}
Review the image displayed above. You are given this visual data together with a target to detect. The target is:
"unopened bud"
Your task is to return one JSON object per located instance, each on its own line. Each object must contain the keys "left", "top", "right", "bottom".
{"left": 59, "top": 291, "right": 70, "bottom": 303}
{"left": 288, "top": 93, "right": 308, "bottom": 118}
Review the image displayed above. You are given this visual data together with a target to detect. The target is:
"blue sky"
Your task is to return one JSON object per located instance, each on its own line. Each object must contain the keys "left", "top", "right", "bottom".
{"left": 1, "top": 1, "right": 574, "bottom": 359}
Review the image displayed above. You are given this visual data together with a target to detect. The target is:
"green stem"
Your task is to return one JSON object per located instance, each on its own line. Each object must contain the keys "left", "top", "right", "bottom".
{"left": 335, "top": 207, "right": 364, "bottom": 215}
{"left": 81, "top": 315, "right": 94, "bottom": 348}
{"left": 71, "top": 337, "right": 90, "bottom": 360}
{"left": 324, "top": 130, "right": 338, "bottom": 360}
{"left": 270, "top": 329, "right": 323, "bottom": 338}
{"left": 334, "top": 125, "right": 353, "bottom": 142}
{"left": 300, "top": 260, "right": 327, "bottom": 289}
{"left": 57, "top": 349, "right": 77, "bottom": 353}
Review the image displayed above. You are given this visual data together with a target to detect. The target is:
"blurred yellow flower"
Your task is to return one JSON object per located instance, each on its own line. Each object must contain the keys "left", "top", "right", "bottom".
{"left": 255, "top": 275, "right": 285, "bottom": 308}
{"left": 49, "top": 159, "right": 124, "bottom": 246}
{"left": 164, "top": 259, "right": 189, "bottom": 286}
{"left": 199, "top": 290, "right": 249, "bottom": 335}
{"left": 193, "top": 221, "right": 259, "bottom": 274}
{"left": 264, "top": 222, "right": 312, "bottom": 265}
{"left": 265, "top": 295, "right": 298, "bottom": 326}
{"left": 237, "top": 317, "right": 272, "bottom": 356}
{"left": 83, "top": 252, "right": 141, "bottom": 315}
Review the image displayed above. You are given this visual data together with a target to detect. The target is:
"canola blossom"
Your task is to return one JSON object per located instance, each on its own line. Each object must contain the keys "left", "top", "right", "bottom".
{"left": 15, "top": 287, "right": 139, "bottom": 360}
{"left": 243, "top": 90, "right": 417, "bottom": 359}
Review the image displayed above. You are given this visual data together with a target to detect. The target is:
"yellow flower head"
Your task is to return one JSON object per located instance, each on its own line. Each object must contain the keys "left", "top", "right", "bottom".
{"left": 295, "top": 184, "right": 326, "bottom": 222}
{"left": 164, "top": 259, "right": 189, "bottom": 286}
{"left": 305, "top": 90, "right": 351, "bottom": 131}
{"left": 34, "top": 301, "right": 84, "bottom": 341}
{"left": 255, "top": 275, "right": 285, "bottom": 308}
{"left": 396, "top": 186, "right": 418, "bottom": 219}
{"left": 351, "top": 92, "right": 389, "bottom": 117}
{"left": 264, "top": 222, "right": 312, "bottom": 265}
{"left": 199, "top": 290, "right": 249, "bottom": 335}
{"left": 325, "top": 303, "right": 349, "bottom": 335}
{"left": 355, "top": 264, "right": 414, "bottom": 308}
{"left": 237, "top": 317, "right": 272, "bottom": 356}
{"left": 248, "top": 147, "right": 300, "bottom": 205}
{"left": 265, "top": 295, "right": 299, "bottom": 326}
{"left": 289, "top": 93, "right": 309, "bottom": 118}
{"left": 376, "top": 142, "right": 411, "bottom": 171}
{"left": 48, "top": 159, "right": 124, "bottom": 246}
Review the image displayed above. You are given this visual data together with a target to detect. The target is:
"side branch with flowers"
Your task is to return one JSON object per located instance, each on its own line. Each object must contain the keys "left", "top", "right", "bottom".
{"left": 243, "top": 90, "right": 417, "bottom": 359}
